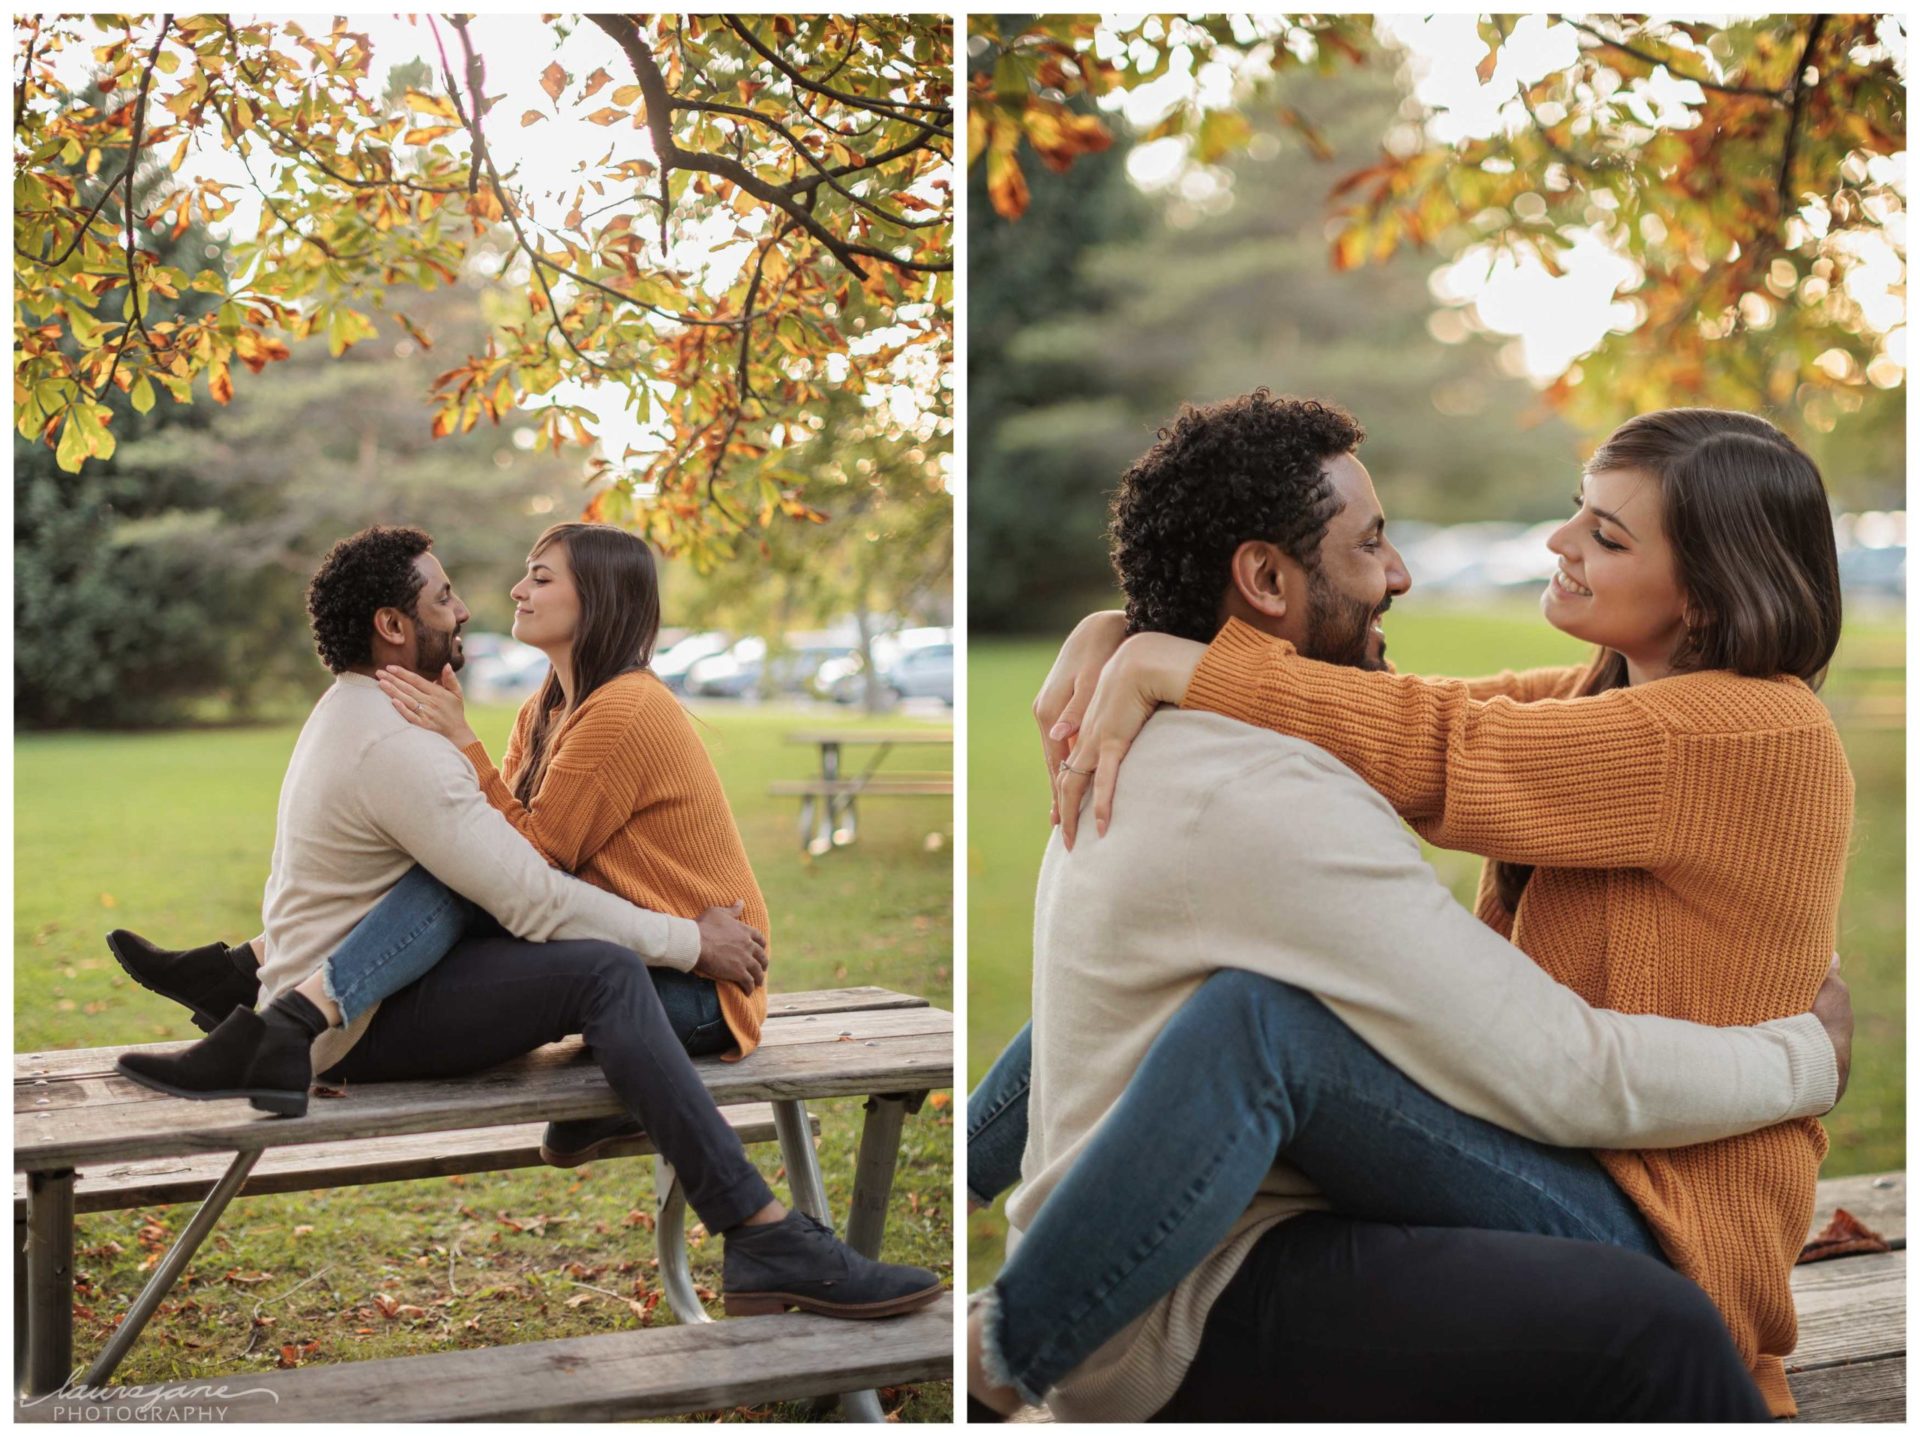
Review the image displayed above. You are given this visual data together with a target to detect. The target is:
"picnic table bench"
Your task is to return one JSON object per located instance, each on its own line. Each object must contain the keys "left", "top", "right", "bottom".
{"left": 1007, "top": 1169, "right": 1904, "bottom": 1424}
{"left": 775, "top": 728, "right": 953, "bottom": 855}
{"left": 15, "top": 986, "right": 953, "bottom": 1422}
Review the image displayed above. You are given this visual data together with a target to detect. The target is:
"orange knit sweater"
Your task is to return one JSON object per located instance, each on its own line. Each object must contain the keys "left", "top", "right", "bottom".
{"left": 459, "top": 670, "right": 770, "bottom": 1059}
{"left": 1184, "top": 617, "right": 1854, "bottom": 1417}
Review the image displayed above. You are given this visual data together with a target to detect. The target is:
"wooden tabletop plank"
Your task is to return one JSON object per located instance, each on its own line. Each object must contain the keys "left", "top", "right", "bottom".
{"left": 1787, "top": 1250, "right": 1905, "bottom": 1371}
{"left": 784, "top": 729, "right": 952, "bottom": 745}
{"left": 1808, "top": 1170, "right": 1905, "bottom": 1243}
{"left": 15, "top": 1294, "right": 954, "bottom": 1423}
{"left": 17, "top": 1008, "right": 951, "bottom": 1171}
{"left": 14, "top": 986, "right": 928, "bottom": 1084}
{"left": 1787, "top": 1355, "right": 1905, "bottom": 1424}
{"left": 13, "top": 1103, "right": 814, "bottom": 1216}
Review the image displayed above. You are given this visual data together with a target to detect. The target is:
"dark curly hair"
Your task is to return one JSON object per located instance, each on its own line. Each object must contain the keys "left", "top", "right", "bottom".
{"left": 1108, "top": 390, "right": 1365, "bottom": 641}
{"left": 305, "top": 525, "right": 435, "bottom": 674}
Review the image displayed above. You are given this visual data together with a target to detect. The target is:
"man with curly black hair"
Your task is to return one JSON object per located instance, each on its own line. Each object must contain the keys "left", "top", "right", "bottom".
{"left": 963, "top": 391, "right": 1845, "bottom": 1422}
{"left": 1107, "top": 388, "right": 1397, "bottom": 667}
{"left": 303, "top": 523, "right": 465, "bottom": 680}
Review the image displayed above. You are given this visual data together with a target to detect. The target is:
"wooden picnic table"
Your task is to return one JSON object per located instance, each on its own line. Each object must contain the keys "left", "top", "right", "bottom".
{"left": 776, "top": 728, "right": 953, "bottom": 855}
{"left": 15, "top": 986, "right": 953, "bottom": 1422}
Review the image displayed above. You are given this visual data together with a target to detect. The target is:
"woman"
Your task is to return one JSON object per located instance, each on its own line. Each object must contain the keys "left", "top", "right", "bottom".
{"left": 970, "top": 408, "right": 1851, "bottom": 1415}
{"left": 118, "top": 522, "right": 942, "bottom": 1319}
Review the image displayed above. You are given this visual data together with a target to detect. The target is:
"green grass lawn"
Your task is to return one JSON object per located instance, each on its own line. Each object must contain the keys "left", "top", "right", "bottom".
{"left": 15, "top": 701, "right": 954, "bottom": 1421}
{"left": 968, "top": 603, "right": 1906, "bottom": 1288}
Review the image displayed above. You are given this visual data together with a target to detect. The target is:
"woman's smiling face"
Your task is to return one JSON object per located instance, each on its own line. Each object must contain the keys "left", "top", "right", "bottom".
{"left": 1543, "top": 466, "right": 1691, "bottom": 681}
{"left": 508, "top": 540, "right": 580, "bottom": 652}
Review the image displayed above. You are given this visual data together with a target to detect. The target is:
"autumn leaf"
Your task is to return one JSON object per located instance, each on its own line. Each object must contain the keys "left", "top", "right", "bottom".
{"left": 540, "top": 61, "right": 567, "bottom": 102}
{"left": 520, "top": 110, "right": 546, "bottom": 127}
{"left": 581, "top": 66, "right": 612, "bottom": 99}
{"left": 207, "top": 361, "right": 234, "bottom": 405}
{"left": 986, "top": 142, "right": 1029, "bottom": 221}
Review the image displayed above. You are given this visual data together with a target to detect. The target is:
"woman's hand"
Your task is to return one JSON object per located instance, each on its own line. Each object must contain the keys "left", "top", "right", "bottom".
{"left": 1034, "top": 611, "right": 1129, "bottom": 824}
{"left": 1055, "top": 631, "right": 1208, "bottom": 848}
{"left": 378, "top": 664, "right": 480, "bottom": 751}
{"left": 1813, "top": 953, "right": 1852, "bottom": 1107}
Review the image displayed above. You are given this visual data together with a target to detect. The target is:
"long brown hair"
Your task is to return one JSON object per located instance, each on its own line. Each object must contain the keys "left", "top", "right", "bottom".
{"left": 1495, "top": 407, "right": 1842, "bottom": 912}
{"left": 513, "top": 523, "right": 662, "bottom": 807}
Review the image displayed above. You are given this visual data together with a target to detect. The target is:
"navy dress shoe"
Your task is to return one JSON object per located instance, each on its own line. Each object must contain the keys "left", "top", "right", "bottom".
{"left": 722, "top": 1210, "right": 944, "bottom": 1319}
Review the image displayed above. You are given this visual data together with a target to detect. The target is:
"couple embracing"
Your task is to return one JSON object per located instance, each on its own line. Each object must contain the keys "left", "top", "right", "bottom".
{"left": 111, "top": 521, "right": 941, "bottom": 1321}
{"left": 968, "top": 395, "right": 1855, "bottom": 1421}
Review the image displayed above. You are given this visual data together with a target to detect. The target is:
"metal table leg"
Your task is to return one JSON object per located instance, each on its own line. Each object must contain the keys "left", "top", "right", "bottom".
{"left": 811, "top": 744, "right": 840, "bottom": 855}
{"left": 653, "top": 1156, "right": 712, "bottom": 1327}
{"left": 847, "top": 1092, "right": 926, "bottom": 1260}
{"left": 771, "top": 1099, "right": 886, "bottom": 1423}
{"left": 83, "top": 1150, "right": 261, "bottom": 1389}
{"left": 24, "top": 1169, "right": 74, "bottom": 1399}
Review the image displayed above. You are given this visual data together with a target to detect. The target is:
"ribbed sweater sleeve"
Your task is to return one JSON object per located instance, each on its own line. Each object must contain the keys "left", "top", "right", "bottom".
{"left": 1181, "top": 748, "right": 1839, "bottom": 1146}
{"left": 1184, "top": 617, "right": 1670, "bottom": 868}
{"left": 1457, "top": 662, "right": 1589, "bottom": 703}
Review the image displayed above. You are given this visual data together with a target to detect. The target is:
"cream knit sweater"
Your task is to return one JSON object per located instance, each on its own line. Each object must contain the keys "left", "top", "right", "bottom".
{"left": 1013, "top": 710, "right": 1837, "bottom": 1422}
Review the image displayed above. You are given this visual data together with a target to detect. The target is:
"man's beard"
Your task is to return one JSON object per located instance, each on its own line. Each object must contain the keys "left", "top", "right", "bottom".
{"left": 1303, "top": 568, "right": 1390, "bottom": 672}
{"left": 413, "top": 622, "right": 464, "bottom": 677}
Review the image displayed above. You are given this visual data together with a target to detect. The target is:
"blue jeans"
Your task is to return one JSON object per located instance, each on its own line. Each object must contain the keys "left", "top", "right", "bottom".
{"left": 970, "top": 970, "right": 1662, "bottom": 1406}
{"left": 320, "top": 864, "right": 727, "bottom": 1050}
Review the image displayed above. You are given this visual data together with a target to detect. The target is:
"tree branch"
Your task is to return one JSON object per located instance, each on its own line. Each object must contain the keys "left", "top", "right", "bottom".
{"left": 96, "top": 14, "right": 172, "bottom": 403}
{"left": 722, "top": 17, "right": 953, "bottom": 127}
{"left": 1559, "top": 18, "right": 1788, "bottom": 101}
{"left": 672, "top": 97, "right": 945, "bottom": 228}
{"left": 589, "top": 14, "right": 877, "bottom": 279}
{"left": 16, "top": 15, "right": 41, "bottom": 130}
{"left": 1776, "top": 16, "right": 1829, "bottom": 218}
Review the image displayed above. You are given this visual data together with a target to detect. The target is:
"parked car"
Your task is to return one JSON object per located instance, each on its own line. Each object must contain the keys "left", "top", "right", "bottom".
{"left": 887, "top": 641, "right": 953, "bottom": 705}
{"left": 653, "top": 631, "right": 732, "bottom": 693}
{"left": 815, "top": 628, "right": 955, "bottom": 706}
{"left": 686, "top": 635, "right": 857, "bottom": 698}
{"left": 459, "top": 632, "right": 549, "bottom": 702}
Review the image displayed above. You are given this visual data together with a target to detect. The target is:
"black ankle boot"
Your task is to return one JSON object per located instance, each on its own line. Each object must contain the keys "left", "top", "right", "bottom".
{"left": 116, "top": 1005, "right": 311, "bottom": 1117}
{"left": 107, "top": 930, "right": 261, "bottom": 1032}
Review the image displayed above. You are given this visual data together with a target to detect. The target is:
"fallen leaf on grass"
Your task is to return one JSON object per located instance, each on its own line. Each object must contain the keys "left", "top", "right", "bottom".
{"left": 224, "top": 1269, "right": 274, "bottom": 1285}
{"left": 927, "top": 1092, "right": 951, "bottom": 1110}
{"left": 565, "top": 1292, "right": 595, "bottom": 1308}
{"left": 292, "top": 1225, "right": 313, "bottom": 1238}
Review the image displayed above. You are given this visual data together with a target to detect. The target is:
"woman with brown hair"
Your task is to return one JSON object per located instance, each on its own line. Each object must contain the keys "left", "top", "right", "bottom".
{"left": 967, "top": 406, "right": 1853, "bottom": 1417}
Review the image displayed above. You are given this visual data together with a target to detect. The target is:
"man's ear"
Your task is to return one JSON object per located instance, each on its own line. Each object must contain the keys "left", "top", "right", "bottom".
{"left": 1227, "top": 540, "right": 1291, "bottom": 621}
{"left": 371, "top": 605, "right": 411, "bottom": 647}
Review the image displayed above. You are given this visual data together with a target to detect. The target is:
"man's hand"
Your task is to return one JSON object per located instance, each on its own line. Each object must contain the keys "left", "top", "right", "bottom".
{"left": 694, "top": 900, "right": 768, "bottom": 997}
{"left": 1812, "top": 953, "right": 1852, "bottom": 1108}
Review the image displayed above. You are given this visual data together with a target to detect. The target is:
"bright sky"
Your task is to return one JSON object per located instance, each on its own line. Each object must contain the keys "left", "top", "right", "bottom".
{"left": 46, "top": 14, "right": 949, "bottom": 468}
{"left": 1110, "top": 14, "right": 1907, "bottom": 385}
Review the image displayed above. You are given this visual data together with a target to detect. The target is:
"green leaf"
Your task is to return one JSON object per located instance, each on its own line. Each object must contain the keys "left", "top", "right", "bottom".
{"left": 129, "top": 375, "right": 156, "bottom": 414}
{"left": 54, "top": 414, "right": 88, "bottom": 472}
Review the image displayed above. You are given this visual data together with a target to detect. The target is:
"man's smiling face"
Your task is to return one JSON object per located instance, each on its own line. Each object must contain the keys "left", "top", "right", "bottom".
{"left": 404, "top": 552, "right": 470, "bottom": 677}
{"left": 1287, "top": 453, "right": 1411, "bottom": 671}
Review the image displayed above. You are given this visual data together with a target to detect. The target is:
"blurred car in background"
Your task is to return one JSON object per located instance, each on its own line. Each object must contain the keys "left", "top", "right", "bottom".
{"left": 653, "top": 630, "right": 732, "bottom": 693}
{"left": 459, "top": 632, "right": 550, "bottom": 703}
{"left": 685, "top": 634, "right": 858, "bottom": 699}
{"left": 814, "top": 627, "right": 955, "bottom": 706}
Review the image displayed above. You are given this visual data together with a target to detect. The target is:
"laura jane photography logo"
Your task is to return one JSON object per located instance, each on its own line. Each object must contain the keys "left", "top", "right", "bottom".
{"left": 19, "top": 1378, "right": 281, "bottom": 1422}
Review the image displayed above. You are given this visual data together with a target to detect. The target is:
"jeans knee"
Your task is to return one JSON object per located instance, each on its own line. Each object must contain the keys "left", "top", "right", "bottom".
{"left": 1191, "top": 970, "right": 1345, "bottom": 1073}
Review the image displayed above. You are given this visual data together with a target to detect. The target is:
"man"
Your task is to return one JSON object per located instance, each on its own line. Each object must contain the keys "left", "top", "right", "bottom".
{"left": 967, "top": 391, "right": 1849, "bottom": 1417}
{"left": 115, "top": 525, "right": 940, "bottom": 1319}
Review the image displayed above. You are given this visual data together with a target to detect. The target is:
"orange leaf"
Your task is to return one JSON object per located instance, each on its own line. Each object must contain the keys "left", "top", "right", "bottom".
{"left": 207, "top": 362, "right": 233, "bottom": 405}
{"left": 585, "top": 107, "right": 625, "bottom": 126}
{"left": 928, "top": 1092, "right": 951, "bottom": 1110}
{"left": 521, "top": 110, "right": 546, "bottom": 127}
{"left": 986, "top": 144, "right": 1029, "bottom": 221}
{"left": 581, "top": 66, "right": 612, "bottom": 99}
{"left": 540, "top": 62, "right": 567, "bottom": 102}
